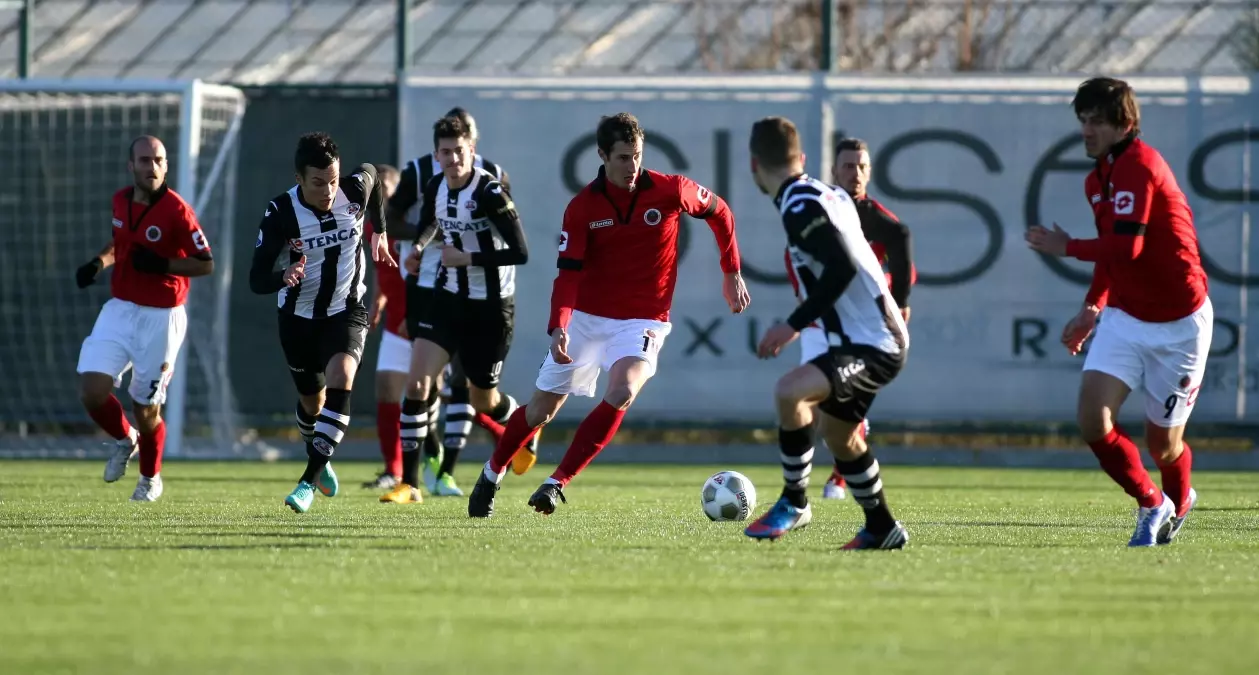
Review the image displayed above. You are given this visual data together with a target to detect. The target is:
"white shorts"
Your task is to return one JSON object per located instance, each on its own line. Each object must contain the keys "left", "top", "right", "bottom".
{"left": 1084, "top": 298, "right": 1213, "bottom": 428}
{"left": 799, "top": 326, "right": 829, "bottom": 364}
{"left": 76, "top": 298, "right": 188, "bottom": 406}
{"left": 536, "top": 310, "right": 672, "bottom": 398}
{"left": 375, "top": 330, "right": 412, "bottom": 374}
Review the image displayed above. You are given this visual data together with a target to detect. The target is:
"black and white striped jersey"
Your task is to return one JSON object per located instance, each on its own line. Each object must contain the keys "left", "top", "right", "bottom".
{"left": 414, "top": 166, "right": 528, "bottom": 301}
{"left": 388, "top": 154, "right": 509, "bottom": 290}
{"left": 249, "top": 163, "right": 386, "bottom": 319}
{"left": 779, "top": 174, "right": 908, "bottom": 356}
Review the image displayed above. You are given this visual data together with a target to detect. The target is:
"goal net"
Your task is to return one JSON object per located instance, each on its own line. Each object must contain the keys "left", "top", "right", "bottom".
{"left": 0, "top": 80, "right": 258, "bottom": 460}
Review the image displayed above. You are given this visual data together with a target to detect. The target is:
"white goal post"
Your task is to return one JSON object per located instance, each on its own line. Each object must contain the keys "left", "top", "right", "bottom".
{"left": 0, "top": 79, "right": 248, "bottom": 459}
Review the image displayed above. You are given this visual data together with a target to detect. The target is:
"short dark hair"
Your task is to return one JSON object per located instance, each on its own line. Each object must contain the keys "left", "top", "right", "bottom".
{"left": 596, "top": 113, "right": 644, "bottom": 155}
{"left": 433, "top": 115, "right": 473, "bottom": 149}
{"left": 295, "top": 132, "right": 339, "bottom": 175}
{"left": 1072, "top": 77, "right": 1141, "bottom": 135}
{"left": 834, "top": 137, "right": 869, "bottom": 156}
{"left": 749, "top": 116, "right": 802, "bottom": 170}
{"left": 444, "top": 107, "right": 478, "bottom": 140}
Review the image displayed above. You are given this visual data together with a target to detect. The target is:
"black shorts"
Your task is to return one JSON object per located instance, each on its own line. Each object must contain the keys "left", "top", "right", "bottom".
{"left": 404, "top": 280, "right": 436, "bottom": 339}
{"left": 277, "top": 305, "right": 369, "bottom": 396}
{"left": 809, "top": 344, "right": 904, "bottom": 423}
{"left": 413, "top": 290, "right": 514, "bottom": 390}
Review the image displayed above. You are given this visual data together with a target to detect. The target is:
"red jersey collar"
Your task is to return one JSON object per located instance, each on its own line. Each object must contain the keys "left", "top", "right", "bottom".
{"left": 1098, "top": 134, "right": 1138, "bottom": 170}
{"left": 130, "top": 182, "right": 169, "bottom": 205}
{"left": 592, "top": 166, "right": 655, "bottom": 193}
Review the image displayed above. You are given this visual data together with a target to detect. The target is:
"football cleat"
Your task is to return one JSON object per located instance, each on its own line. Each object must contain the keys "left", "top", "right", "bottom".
{"left": 1129, "top": 493, "right": 1175, "bottom": 547}
{"left": 361, "top": 472, "right": 399, "bottom": 490}
{"left": 468, "top": 473, "right": 499, "bottom": 518}
{"left": 285, "top": 481, "right": 316, "bottom": 513}
{"left": 432, "top": 473, "right": 464, "bottom": 497}
{"left": 512, "top": 429, "right": 542, "bottom": 475}
{"left": 841, "top": 521, "right": 909, "bottom": 550}
{"left": 1157, "top": 488, "right": 1198, "bottom": 545}
{"left": 527, "top": 481, "right": 567, "bottom": 515}
{"left": 129, "top": 474, "right": 163, "bottom": 502}
{"left": 379, "top": 483, "right": 423, "bottom": 504}
{"left": 422, "top": 455, "right": 442, "bottom": 493}
{"left": 744, "top": 496, "right": 812, "bottom": 540}
{"left": 315, "top": 463, "right": 339, "bottom": 498}
{"left": 103, "top": 428, "right": 140, "bottom": 483}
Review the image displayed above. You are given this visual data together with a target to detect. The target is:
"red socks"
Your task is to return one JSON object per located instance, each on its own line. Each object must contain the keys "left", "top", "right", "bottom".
{"left": 475, "top": 411, "right": 506, "bottom": 443}
{"left": 488, "top": 406, "right": 539, "bottom": 474}
{"left": 376, "top": 402, "right": 403, "bottom": 478}
{"left": 1157, "top": 443, "right": 1194, "bottom": 517}
{"left": 1088, "top": 426, "right": 1161, "bottom": 508}
{"left": 88, "top": 395, "right": 132, "bottom": 441}
{"left": 139, "top": 420, "right": 166, "bottom": 478}
{"left": 550, "top": 401, "right": 626, "bottom": 486}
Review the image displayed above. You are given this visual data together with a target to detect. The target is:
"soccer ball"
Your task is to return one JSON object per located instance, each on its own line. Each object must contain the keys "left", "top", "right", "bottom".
{"left": 700, "top": 470, "right": 757, "bottom": 521}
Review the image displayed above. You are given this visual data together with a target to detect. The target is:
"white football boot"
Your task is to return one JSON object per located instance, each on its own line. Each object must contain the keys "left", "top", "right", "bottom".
{"left": 130, "top": 474, "right": 163, "bottom": 502}
{"left": 103, "top": 428, "right": 140, "bottom": 483}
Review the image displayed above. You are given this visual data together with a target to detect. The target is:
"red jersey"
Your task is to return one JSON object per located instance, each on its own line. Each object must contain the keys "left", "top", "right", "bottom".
{"left": 548, "top": 167, "right": 741, "bottom": 333}
{"left": 374, "top": 234, "right": 409, "bottom": 336}
{"left": 1067, "top": 137, "right": 1208, "bottom": 323}
{"left": 858, "top": 196, "right": 918, "bottom": 288}
{"left": 110, "top": 185, "right": 209, "bottom": 308}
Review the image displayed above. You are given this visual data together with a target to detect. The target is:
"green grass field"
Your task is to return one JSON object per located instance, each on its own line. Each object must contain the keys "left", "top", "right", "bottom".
{"left": 2, "top": 460, "right": 1258, "bottom": 675}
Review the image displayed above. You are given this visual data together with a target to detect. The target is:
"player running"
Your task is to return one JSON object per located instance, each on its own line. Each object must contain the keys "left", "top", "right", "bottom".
{"left": 743, "top": 116, "right": 910, "bottom": 550}
{"left": 817, "top": 137, "right": 915, "bottom": 500}
{"left": 1026, "top": 77, "right": 1208, "bottom": 547}
{"left": 250, "top": 132, "right": 396, "bottom": 513}
{"left": 468, "top": 112, "right": 750, "bottom": 518}
{"left": 379, "top": 114, "right": 531, "bottom": 505}
{"left": 75, "top": 135, "right": 215, "bottom": 502}
{"left": 376, "top": 108, "right": 531, "bottom": 499}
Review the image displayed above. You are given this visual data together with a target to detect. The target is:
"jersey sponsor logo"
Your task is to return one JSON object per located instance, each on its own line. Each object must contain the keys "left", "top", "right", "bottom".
{"left": 589, "top": 219, "right": 613, "bottom": 229}
{"left": 1114, "top": 190, "right": 1135, "bottom": 215}
{"left": 644, "top": 208, "right": 662, "bottom": 226}
{"left": 145, "top": 225, "right": 162, "bottom": 242}
{"left": 292, "top": 228, "right": 359, "bottom": 251}
{"left": 558, "top": 231, "right": 569, "bottom": 252}
{"left": 346, "top": 203, "right": 361, "bottom": 217}
{"left": 439, "top": 217, "right": 489, "bottom": 233}
{"left": 112, "top": 218, "right": 123, "bottom": 228}
{"left": 696, "top": 185, "right": 711, "bottom": 205}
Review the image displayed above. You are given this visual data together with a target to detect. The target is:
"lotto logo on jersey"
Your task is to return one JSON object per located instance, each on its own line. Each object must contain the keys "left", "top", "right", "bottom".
{"left": 192, "top": 229, "right": 209, "bottom": 251}
{"left": 558, "top": 231, "right": 569, "bottom": 252}
{"left": 1114, "top": 191, "right": 1135, "bottom": 215}
{"left": 696, "top": 185, "right": 712, "bottom": 205}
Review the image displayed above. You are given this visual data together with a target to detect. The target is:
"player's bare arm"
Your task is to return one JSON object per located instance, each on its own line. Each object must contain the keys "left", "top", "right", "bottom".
{"left": 759, "top": 200, "right": 859, "bottom": 359}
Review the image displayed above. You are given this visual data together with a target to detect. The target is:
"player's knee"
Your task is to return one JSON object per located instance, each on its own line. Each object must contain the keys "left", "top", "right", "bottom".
{"left": 773, "top": 375, "right": 806, "bottom": 408}
{"left": 132, "top": 403, "right": 161, "bottom": 431}
{"left": 78, "top": 375, "right": 112, "bottom": 409}
{"left": 603, "top": 384, "right": 636, "bottom": 410}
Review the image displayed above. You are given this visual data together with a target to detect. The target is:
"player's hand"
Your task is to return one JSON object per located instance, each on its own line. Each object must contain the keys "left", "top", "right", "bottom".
{"left": 757, "top": 322, "right": 799, "bottom": 359}
{"left": 1061, "top": 305, "right": 1101, "bottom": 356}
{"left": 372, "top": 232, "right": 396, "bottom": 267}
{"left": 130, "top": 246, "right": 170, "bottom": 274}
{"left": 723, "top": 272, "right": 750, "bottom": 314}
{"left": 901, "top": 306, "right": 912, "bottom": 324}
{"left": 397, "top": 322, "right": 409, "bottom": 340}
{"left": 75, "top": 257, "right": 103, "bottom": 289}
{"left": 283, "top": 255, "right": 306, "bottom": 287}
{"left": 1025, "top": 223, "right": 1070, "bottom": 257}
{"left": 439, "top": 243, "right": 472, "bottom": 268}
{"left": 404, "top": 247, "right": 421, "bottom": 276}
{"left": 368, "top": 293, "right": 386, "bottom": 331}
{"left": 550, "top": 328, "right": 573, "bottom": 364}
